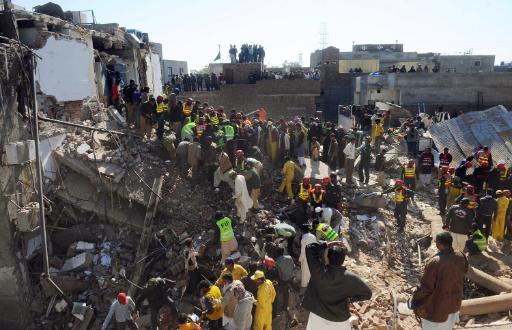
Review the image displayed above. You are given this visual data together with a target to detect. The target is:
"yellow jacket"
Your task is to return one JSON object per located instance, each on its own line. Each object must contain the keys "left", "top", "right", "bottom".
{"left": 282, "top": 160, "right": 301, "bottom": 180}
{"left": 371, "top": 123, "right": 384, "bottom": 144}
{"left": 255, "top": 279, "right": 276, "bottom": 311}
{"left": 496, "top": 196, "right": 510, "bottom": 217}
{"left": 214, "top": 264, "right": 248, "bottom": 286}
{"left": 204, "top": 285, "right": 223, "bottom": 320}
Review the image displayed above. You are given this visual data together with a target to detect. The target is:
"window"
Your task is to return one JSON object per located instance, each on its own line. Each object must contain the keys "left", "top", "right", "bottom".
{"left": 474, "top": 61, "right": 481, "bottom": 67}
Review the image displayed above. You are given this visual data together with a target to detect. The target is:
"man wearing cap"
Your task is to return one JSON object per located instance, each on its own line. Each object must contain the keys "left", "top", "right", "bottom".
{"left": 102, "top": 292, "right": 138, "bottom": 330}
{"left": 303, "top": 241, "right": 372, "bottom": 329}
{"left": 251, "top": 270, "right": 276, "bottom": 330}
{"left": 233, "top": 284, "right": 255, "bottom": 330}
{"left": 198, "top": 280, "right": 224, "bottom": 329}
{"left": 382, "top": 180, "right": 414, "bottom": 232}
{"left": 412, "top": 232, "right": 468, "bottom": 330}
{"left": 215, "top": 258, "right": 248, "bottom": 287}
{"left": 444, "top": 198, "right": 475, "bottom": 252}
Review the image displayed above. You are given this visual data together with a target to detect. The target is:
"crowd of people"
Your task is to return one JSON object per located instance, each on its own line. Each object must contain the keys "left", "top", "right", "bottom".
{"left": 164, "top": 73, "right": 224, "bottom": 93}
{"left": 104, "top": 83, "right": 511, "bottom": 329}
{"left": 262, "top": 70, "right": 320, "bottom": 80}
{"left": 229, "top": 44, "right": 265, "bottom": 64}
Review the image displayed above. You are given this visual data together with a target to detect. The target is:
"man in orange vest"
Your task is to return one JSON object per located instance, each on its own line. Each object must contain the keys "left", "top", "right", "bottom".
{"left": 402, "top": 159, "right": 418, "bottom": 190}
{"left": 182, "top": 98, "right": 194, "bottom": 121}
{"left": 310, "top": 184, "right": 325, "bottom": 209}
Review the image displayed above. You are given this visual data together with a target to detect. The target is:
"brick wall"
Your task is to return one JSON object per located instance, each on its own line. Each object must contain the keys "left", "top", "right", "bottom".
{"left": 181, "top": 80, "right": 320, "bottom": 119}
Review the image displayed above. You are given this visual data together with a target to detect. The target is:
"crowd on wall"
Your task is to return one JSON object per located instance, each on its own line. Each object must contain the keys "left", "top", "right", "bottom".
{"left": 229, "top": 44, "right": 266, "bottom": 64}
{"left": 165, "top": 73, "right": 225, "bottom": 92}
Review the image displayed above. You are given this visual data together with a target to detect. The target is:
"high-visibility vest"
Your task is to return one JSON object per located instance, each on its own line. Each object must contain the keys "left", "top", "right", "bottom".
{"left": 216, "top": 217, "right": 235, "bottom": 242}
{"left": 316, "top": 223, "right": 338, "bottom": 241}
{"left": 439, "top": 154, "right": 451, "bottom": 166}
{"left": 500, "top": 168, "right": 508, "bottom": 181}
{"left": 224, "top": 125, "right": 234, "bottom": 141}
{"left": 207, "top": 112, "right": 219, "bottom": 125}
{"left": 444, "top": 175, "right": 452, "bottom": 188}
{"left": 156, "top": 103, "right": 168, "bottom": 114}
{"left": 478, "top": 151, "right": 490, "bottom": 167}
{"left": 312, "top": 191, "right": 324, "bottom": 204}
{"left": 395, "top": 189, "right": 406, "bottom": 202}
{"left": 404, "top": 164, "right": 416, "bottom": 179}
{"left": 472, "top": 229, "right": 487, "bottom": 252}
{"left": 181, "top": 122, "right": 196, "bottom": 137}
{"left": 183, "top": 103, "right": 193, "bottom": 117}
{"left": 465, "top": 193, "right": 478, "bottom": 209}
{"left": 298, "top": 183, "right": 311, "bottom": 202}
{"left": 195, "top": 124, "right": 206, "bottom": 136}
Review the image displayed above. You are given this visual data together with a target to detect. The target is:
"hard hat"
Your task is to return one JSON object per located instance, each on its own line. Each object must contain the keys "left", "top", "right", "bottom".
{"left": 251, "top": 269, "right": 267, "bottom": 279}
{"left": 465, "top": 161, "right": 473, "bottom": 168}
{"left": 199, "top": 116, "right": 206, "bottom": 122}
{"left": 503, "top": 190, "right": 511, "bottom": 197}
{"left": 235, "top": 150, "right": 244, "bottom": 158}
{"left": 302, "top": 177, "right": 311, "bottom": 184}
{"left": 496, "top": 190, "right": 503, "bottom": 195}
{"left": 314, "top": 207, "right": 322, "bottom": 213}
{"left": 186, "top": 97, "right": 193, "bottom": 102}
{"left": 441, "top": 165, "right": 449, "bottom": 171}
{"left": 395, "top": 179, "right": 404, "bottom": 186}
{"left": 314, "top": 184, "right": 322, "bottom": 190}
{"left": 466, "top": 185, "right": 474, "bottom": 193}
{"left": 498, "top": 163, "right": 506, "bottom": 169}
{"left": 156, "top": 95, "right": 164, "bottom": 102}
{"left": 117, "top": 292, "right": 128, "bottom": 305}
{"left": 321, "top": 176, "right": 330, "bottom": 185}
{"left": 448, "top": 166, "right": 455, "bottom": 174}
{"left": 408, "top": 159, "right": 415, "bottom": 164}
{"left": 460, "top": 198, "right": 470, "bottom": 205}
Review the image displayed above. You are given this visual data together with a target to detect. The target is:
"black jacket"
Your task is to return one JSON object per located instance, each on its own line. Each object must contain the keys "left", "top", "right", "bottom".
{"left": 302, "top": 243, "right": 372, "bottom": 322}
{"left": 445, "top": 205, "right": 474, "bottom": 235}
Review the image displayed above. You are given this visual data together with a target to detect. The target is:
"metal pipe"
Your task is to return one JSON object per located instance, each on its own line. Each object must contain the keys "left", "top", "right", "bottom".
{"left": 38, "top": 115, "right": 132, "bottom": 137}
{"left": 31, "top": 55, "right": 50, "bottom": 275}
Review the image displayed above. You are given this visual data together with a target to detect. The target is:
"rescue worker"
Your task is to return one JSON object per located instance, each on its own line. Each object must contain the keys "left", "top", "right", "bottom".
{"left": 310, "top": 184, "right": 325, "bottom": 209}
{"left": 492, "top": 190, "right": 510, "bottom": 241}
{"left": 182, "top": 98, "right": 194, "bottom": 120}
{"left": 456, "top": 184, "right": 478, "bottom": 212}
{"left": 215, "top": 258, "right": 248, "bottom": 287}
{"left": 198, "top": 280, "right": 223, "bottom": 329}
{"left": 455, "top": 157, "right": 473, "bottom": 182}
{"left": 476, "top": 145, "right": 493, "bottom": 169}
{"left": 439, "top": 147, "right": 453, "bottom": 168}
{"left": 466, "top": 223, "right": 487, "bottom": 255}
{"left": 444, "top": 198, "right": 474, "bottom": 252}
{"left": 493, "top": 161, "right": 510, "bottom": 191}
{"left": 438, "top": 165, "right": 450, "bottom": 216}
{"left": 278, "top": 155, "right": 302, "bottom": 203}
{"left": 312, "top": 220, "right": 339, "bottom": 242}
{"left": 135, "top": 277, "right": 178, "bottom": 330}
{"left": 419, "top": 147, "right": 434, "bottom": 188}
{"left": 251, "top": 270, "right": 276, "bottom": 330}
{"left": 447, "top": 176, "right": 463, "bottom": 208}
{"left": 269, "top": 121, "right": 279, "bottom": 166}
{"left": 102, "top": 292, "right": 138, "bottom": 330}
{"left": 213, "top": 212, "right": 238, "bottom": 262}
{"left": 207, "top": 107, "right": 220, "bottom": 126}
{"left": 477, "top": 189, "right": 497, "bottom": 238}
{"left": 155, "top": 95, "right": 168, "bottom": 140}
{"left": 402, "top": 159, "right": 417, "bottom": 190}
{"left": 382, "top": 180, "right": 414, "bottom": 232}
{"left": 181, "top": 120, "right": 196, "bottom": 142}
{"left": 297, "top": 177, "right": 312, "bottom": 205}
{"left": 371, "top": 118, "right": 384, "bottom": 153}
{"left": 194, "top": 117, "right": 207, "bottom": 137}
{"left": 314, "top": 206, "right": 345, "bottom": 232}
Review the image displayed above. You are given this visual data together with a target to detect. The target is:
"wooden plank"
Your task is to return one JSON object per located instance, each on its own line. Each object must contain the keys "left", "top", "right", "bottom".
{"left": 128, "top": 176, "right": 164, "bottom": 296}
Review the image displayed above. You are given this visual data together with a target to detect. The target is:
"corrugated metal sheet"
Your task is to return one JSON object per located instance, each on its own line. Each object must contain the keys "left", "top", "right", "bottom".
{"left": 429, "top": 105, "right": 512, "bottom": 167}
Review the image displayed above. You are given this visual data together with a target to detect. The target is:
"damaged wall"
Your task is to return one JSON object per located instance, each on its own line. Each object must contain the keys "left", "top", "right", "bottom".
{"left": 35, "top": 35, "right": 97, "bottom": 102}
{"left": 0, "top": 44, "right": 33, "bottom": 329}
{"left": 146, "top": 51, "right": 163, "bottom": 96}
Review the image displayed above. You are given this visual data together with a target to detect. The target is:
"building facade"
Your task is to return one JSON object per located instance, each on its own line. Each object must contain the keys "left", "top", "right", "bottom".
{"left": 163, "top": 60, "right": 189, "bottom": 83}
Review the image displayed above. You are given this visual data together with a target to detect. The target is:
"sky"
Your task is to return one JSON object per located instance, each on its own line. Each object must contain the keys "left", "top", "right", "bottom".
{"left": 14, "top": 0, "right": 512, "bottom": 70}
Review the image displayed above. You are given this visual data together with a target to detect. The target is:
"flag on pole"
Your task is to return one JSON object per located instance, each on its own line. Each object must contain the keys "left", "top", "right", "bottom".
{"left": 213, "top": 51, "right": 221, "bottom": 62}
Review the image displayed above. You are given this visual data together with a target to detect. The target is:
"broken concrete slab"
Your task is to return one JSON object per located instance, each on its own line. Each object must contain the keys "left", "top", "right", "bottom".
{"left": 61, "top": 252, "right": 92, "bottom": 272}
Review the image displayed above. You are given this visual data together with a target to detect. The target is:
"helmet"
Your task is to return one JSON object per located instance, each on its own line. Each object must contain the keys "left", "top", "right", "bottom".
{"left": 199, "top": 116, "right": 206, "bottom": 122}
{"left": 498, "top": 163, "right": 506, "bottom": 169}
{"left": 321, "top": 176, "right": 330, "bottom": 185}
{"left": 314, "top": 184, "right": 322, "bottom": 190}
{"left": 496, "top": 190, "right": 503, "bottom": 196}
{"left": 314, "top": 207, "right": 322, "bottom": 213}
{"left": 156, "top": 95, "right": 164, "bottom": 102}
{"left": 465, "top": 161, "right": 473, "bottom": 168}
{"left": 395, "top": 179, "right": 404, "bottom": 186}
{"left": 466, "top": 185, "right": 475, "bottom": 193}
{"left": 448, "top": 166, "right": 455, "bottom": 174}
{"left": 408, "top": 159, "right": 415, "bottom": 165}
{"left": 441, "top": 165, "right": 449, "bottom": 172}
{"left": 503, "top": 190, "right": 511, "bottom": 197}
{"left": 186, "top": 97, "right": 193, "bottom": 102}
{"left": 460, "top": 198, "right": 470, "bottom": 205}
{"left": 235, "top": 150, "right": 244, "bottom": 158}
{"left": 302, "top": 177, "right": 311, "bottom": 185}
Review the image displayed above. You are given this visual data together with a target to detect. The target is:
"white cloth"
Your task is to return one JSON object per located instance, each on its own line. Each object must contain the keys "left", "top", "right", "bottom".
{"left": 306, "top": 312, "right": 351, "bottom": 330}
{"left": 421, "top": 312, "right": 459, "bottom": 329}
{"left": 343, "top": 142, "right": 356, "bottom": 159}
{"left": 451, "top": 232, "right": 467, "bottom": 252}
{"left": 299, "top": 233, "right": 317, "bottom": 288}
{"left": 419, "top": 173, "right": 432, "bottom": 187}
{"left": 234, "top": 175, "right": 253, "bottom": 222}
